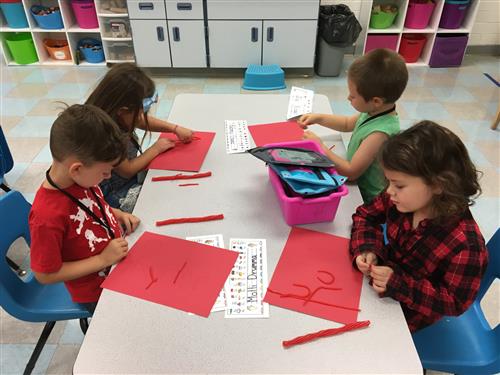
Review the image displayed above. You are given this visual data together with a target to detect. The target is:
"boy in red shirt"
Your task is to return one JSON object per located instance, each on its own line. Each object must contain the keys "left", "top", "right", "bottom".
{"left": 29, "top": 104, "right": 140, "bottom": 313}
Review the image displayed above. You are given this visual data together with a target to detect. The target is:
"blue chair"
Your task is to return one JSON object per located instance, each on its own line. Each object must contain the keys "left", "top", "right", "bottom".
{"left": 0, "top": 125, "right": 14, "bottom": 191}
{"left": 412, "top": 228, "right": 500, "bottom": 374}
{"left": 0, "top": 190, "right": 91, "bottom": 375}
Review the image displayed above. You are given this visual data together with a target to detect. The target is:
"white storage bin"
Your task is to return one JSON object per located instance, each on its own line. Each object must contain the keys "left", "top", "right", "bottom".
{"left": 106, "top": 41, "right": 135, "bottom": 60}
{"left": 101, "top": 17, "right": 131, "bottom": 38}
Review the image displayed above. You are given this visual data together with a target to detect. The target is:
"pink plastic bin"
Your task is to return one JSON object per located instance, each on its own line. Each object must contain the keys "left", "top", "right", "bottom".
{"left": 266, "top": 140, "right": 349, "bottom": 226}
{"left": 71, "top": 0, "right": 98, "bottom": 29}
{"left": 405, "top": 0, "right": 436, "bottom": 29}
{"left": 364, "top": 34, "right": 399, "bottom": 53}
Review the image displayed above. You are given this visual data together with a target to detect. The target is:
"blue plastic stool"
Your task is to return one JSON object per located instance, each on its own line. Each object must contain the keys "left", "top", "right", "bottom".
{"left": 242, "top": 64, "right": 286, "bottom": 90}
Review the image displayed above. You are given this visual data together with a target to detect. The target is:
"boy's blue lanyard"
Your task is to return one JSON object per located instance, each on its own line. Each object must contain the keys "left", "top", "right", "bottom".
{"left": 45, "top": 169, "right": 115, "bottom": 239}
{"left": 358, "top": 105, "right": 396, "bottom": 128}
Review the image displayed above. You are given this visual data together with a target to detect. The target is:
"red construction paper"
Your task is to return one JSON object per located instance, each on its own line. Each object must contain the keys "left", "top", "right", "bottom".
{"left": 148, "top": 131, "right": 215, "bottom": 172}
{"left": 248, "top": 121, "right": 304, "bottom": 147}
{"left": 101, "top": 231, "right": 238, "bottom": 317}
{"left": 264, "top": 227, "right": 363, "bottom": 324}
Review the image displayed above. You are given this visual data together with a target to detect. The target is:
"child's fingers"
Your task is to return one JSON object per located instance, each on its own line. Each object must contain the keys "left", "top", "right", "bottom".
{"left": 122, "top": 218, "right": 132, "bottom": 235}
{"left": 365, "top": 252, "right": 378, "bottom": 265}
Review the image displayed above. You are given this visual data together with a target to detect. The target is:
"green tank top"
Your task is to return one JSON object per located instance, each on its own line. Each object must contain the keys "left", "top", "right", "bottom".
{"left": 346, "top": 112, "right": 400, "bottom": 203}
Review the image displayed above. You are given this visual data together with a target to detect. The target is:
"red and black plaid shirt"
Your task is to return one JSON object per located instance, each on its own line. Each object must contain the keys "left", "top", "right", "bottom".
{"left": 349, "top": 193, "right": 488, "bottom": 333}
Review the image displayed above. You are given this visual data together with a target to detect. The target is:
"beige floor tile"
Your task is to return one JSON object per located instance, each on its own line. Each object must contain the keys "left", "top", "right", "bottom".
{"left": 0, "top": 116, "right": 23, "bottom": 133}
{"left": 6, "top": 83, "right": 50, "bottom": 98}
{"left": 6, "top": 138, "right": 48, "bottom": 163}
{"left": 478, "top": 166, "right": 500, "bottom": 198}
{"left": 161, "top": 84, "right": 204, "bottom": 100}
{"left": 14, "top": 162, "right": 51, "bottom": 194}
{"left": 27, "top": 99, "right": 79, "bottom": 116}
{"left": 0, "top": 309, "right": 65, "bottom": 344}
{"left": 46, "top": 344, "right": 81, "bottom": 375}
{"left": 60, "top": 68, "right": 106, "bottom": 84}
{"left": 0, "top": 67, "right": 35, "bottom": 83}
{"left": 443, "top": 102, "right": 491, "bottom": 121}
{"left": 468, "top": 86, "right": 500, "bottom": 102}
{"left": 400, "top": 87, "right": 437, "bottom": 101}
{"left": 475, "top": 140, "right": 500, "bottom": 167}
{"left": 481, "top": 282, "right": 500, "bottom": 328}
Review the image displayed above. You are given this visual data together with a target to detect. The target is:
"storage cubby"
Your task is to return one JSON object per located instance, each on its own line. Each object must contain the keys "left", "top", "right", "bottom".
{"left": 362, "top": 0, "right": 479, "bottom": 67}
{"left": 0, "top": 0, "right": 134, "bottom": 65}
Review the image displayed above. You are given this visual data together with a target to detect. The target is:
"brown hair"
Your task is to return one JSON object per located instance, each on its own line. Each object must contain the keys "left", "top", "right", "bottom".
{"left": 50, "top": 104, "right": 127, "bottom": 165}
{"left": 85, "top": 63, "right": 155, "bottom": 138}
{"left": 380, "top": 120, "right": 481, "bottom": 218}
{"left": 348, "top": 48, "right": 408, "bottom": 103}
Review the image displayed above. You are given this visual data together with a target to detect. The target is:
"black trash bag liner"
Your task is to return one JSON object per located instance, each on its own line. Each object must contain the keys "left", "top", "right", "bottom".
{"left": 318, "top": 4, "right": 362, "bottom": 47}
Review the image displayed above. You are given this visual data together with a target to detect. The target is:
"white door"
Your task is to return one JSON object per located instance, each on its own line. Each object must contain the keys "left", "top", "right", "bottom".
{"left": 262, "top": 20, "right": 317, "bottom": 68}
{"left": 169, "top": 20, "right": 207, "bottom": 67}
{"left": 130, "top": 19, "right": 172, "bottom": 67}
{"left": 208, "top": 20, "right": 261, "bottom": 67}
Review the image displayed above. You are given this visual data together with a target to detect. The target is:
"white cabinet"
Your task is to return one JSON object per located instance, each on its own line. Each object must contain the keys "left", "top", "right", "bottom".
{"left": 130, "top": 19, "right": 171, "bottom": 67}
{"left": 207, "top": 0, "right": 319, "bottom": 68}
{"left": 208, "top": 20, "right": 261, "bottom": 67}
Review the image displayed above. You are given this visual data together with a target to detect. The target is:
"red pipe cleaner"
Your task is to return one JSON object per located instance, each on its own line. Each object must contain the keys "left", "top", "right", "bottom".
{"left": 156, "top": 214, "right": 224, "bottom": 226}
{"left": 174, "top": 136, "right": 201, "bottom": 144}
{"left": 152, "top": 171, "right": 212, "bottom": 182}
{"left": 145, "top": 266, "right": 159, "bottom": 290}
{"left": 173, "top": 261, "right": 187, "bottom": 284}
{"left": 178, "top": 183, "right": 199, "bottom": 187}
{"left": 282, "top": 320, "right": 371, "bottom": 348}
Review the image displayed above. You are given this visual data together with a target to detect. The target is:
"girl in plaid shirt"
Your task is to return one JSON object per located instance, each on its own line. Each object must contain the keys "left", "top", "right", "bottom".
{"left": 349, "top": 121, "right": 488, "bottom": 332}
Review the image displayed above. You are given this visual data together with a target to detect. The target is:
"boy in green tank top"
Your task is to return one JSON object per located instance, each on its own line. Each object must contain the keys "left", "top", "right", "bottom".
{"left": 298, "top": 49, "right": 408, "bottom": 203}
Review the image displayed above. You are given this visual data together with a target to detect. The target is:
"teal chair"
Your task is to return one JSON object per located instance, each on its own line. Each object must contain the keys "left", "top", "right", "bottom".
{"left": 0, "top": 125, "right": 14, "bottom": 191}
{"left": 0, "top": 190, "right": 91, "bottom": 375}
{"left": 412, "top": 228, "right": 500, "bottom": 374}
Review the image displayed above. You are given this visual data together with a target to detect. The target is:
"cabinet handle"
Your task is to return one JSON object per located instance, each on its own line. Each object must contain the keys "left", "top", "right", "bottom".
{"left": 177, "top": 2, "right": 192, "bottom": 10}
{"left": 251, "top": 27, "right": 258, "bottom": 42}
{"left": 139, "top": 2, "right": 154, "bottom": 10}
{"left": 157, "top": 26, "right": 165, "bottom": 41}
{"left": 173, "top": 27, "right": 180, "bottom": 42}
{"left": 267, "top": 27, "right": 274, "bottom": 42}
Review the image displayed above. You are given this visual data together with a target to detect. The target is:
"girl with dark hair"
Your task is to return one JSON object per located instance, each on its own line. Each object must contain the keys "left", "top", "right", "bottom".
{"left": 86, "top": 63, "right": 194, "bottom": 212}
{"left": 349, "top": 120, "right": 488, "bottom": 332}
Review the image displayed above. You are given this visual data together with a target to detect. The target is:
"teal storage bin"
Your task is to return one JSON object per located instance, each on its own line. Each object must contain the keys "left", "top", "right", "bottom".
{"left": 30, "top": 5, "right": 63, "bottom": 29}
{"left": 0, "top": 1, "right": 29, "bottom": 28}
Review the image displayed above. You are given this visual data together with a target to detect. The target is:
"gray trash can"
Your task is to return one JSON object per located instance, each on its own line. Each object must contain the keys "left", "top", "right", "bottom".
{"left": 315, "top": 38, "right": 345, "bottom": 77}
{"left": 315, "top": 4, "right": 362, "bottom": 77}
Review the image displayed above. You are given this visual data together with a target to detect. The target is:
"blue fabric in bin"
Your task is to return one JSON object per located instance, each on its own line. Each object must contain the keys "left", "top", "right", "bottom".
{"left": 30, "top": 5, "right": 64, "bottom": 29}
{"left": 243, "top": 64, "right": 286, "bottom": 91}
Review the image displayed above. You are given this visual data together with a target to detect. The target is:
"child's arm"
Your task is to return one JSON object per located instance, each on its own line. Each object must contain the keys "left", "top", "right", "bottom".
{"left": 138, "top": 114, "right": 193, "bottom": 142}
{"left": 304, "top": 130, "right": 389, "bottom": 180}
{"left": 113, "top": 138, "right": 174, "bottom": 179}
{"left": 298, "top": 113, "right": 359, "bottom": 133}
{"left": 112, "top": 208, "right": 140, "bottom": 235}
{"left": 349, "top": 193, "right": 389, "bottom": 270}
{"left": 33, "top": 238, "right": 128, "bottom": 284}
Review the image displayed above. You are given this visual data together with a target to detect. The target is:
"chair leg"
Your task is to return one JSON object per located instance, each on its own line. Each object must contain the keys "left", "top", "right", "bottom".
{"left": 23, "top": 321, "right": 56, "bottom": 375}
{"left": 79, "top": 318, "right": 89, "bottom": 334}
{"left": 6, "top": 256, "right": 27, "bottom": 277}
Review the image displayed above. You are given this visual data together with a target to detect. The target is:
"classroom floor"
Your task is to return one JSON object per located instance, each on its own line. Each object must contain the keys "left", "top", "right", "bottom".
{"left": 0, "top": 54, "right": 499, "bottom": 374}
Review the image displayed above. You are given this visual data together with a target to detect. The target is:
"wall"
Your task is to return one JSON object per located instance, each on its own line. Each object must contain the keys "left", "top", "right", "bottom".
{"left": 320, "top": 0, "right": 500, "bottom": 47}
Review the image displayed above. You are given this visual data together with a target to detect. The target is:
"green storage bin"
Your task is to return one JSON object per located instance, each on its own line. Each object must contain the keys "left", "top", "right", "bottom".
{"left": 370, "top": 5, "right": 398, "bottom": 29}
{"left": 5, "top": 33, "right": 38, "bottom": 64}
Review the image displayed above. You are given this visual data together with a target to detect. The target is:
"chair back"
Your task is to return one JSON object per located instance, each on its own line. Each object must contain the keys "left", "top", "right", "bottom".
{"left": 0, "top": 126, "right": 14, "bottom": 175}
{"left": 478, "top": 228, "right": 500, "bottom": 301}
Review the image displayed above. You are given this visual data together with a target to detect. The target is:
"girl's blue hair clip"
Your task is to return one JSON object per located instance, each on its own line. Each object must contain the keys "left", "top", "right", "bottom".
{"left": 143, "top": 92, "right": 158, "bottom": 113}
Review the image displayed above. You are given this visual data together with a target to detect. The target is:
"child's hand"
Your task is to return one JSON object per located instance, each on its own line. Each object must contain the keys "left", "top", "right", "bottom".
{"left": 355, "top": 251, "right": 378, "bottom": 276}
{"left": 174, "top": 126, "right": 193, "bottom": 143}
{"left": 99, "top": 238, "right": 128, "bottom": 266}
{"left": 115, "top": 211, "right": 140, "bottom": 235}
{"left": 153, "top": 138, "right": 175, "bottom": 154}
{"left": 303, "top": 130, "right": 322, "bottom": 143}
{"left": 370, "top": 265, "right": 394, "bottom": 294}
{"left": 297, "top": 113, "right": 322, "bottom": 129}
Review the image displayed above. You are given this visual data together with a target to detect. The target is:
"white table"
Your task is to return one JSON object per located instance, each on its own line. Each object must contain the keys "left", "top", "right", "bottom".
{"left": 74, "top": 94, "right": 422, "bottom": 374}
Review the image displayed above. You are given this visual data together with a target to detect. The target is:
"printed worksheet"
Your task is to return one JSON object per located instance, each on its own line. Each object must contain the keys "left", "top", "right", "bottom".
{"left": 225, "top": 238, "right": 270, "bottom": 318}
{"left": 225, "top": 120, "right": 252, "bottom": 154}
{"left": 286, "top": 86, "right": 314, "bottom": 120}
{"left": 186, "top": 234, "right": 227, "bottom": 312}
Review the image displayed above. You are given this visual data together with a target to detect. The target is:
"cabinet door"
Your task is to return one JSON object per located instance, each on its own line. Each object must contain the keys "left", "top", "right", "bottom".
{"left": 127, "top": 0, "right": 167, "bottom": 19}
{"left": 169, "top": 20, "right": 207, "bottom": 67}
{"left": 208, "top": 20, "right": 261, "bottom": 67}
{"left": 262, "top": 20, "right": 317, "bottom": 68}
{"left": 130, "top": 19, "right": 172, "bottom": 67}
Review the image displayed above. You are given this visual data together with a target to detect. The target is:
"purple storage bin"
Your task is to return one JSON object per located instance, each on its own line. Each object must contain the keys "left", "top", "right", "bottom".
{"left": 405, "top": 0, "right": 436, "bottom": 29}
{"left": 364, "top": 34, "right": 399, "bottom": 53}
{"left": 429, "top": 34, "right": 468, "bottom": 67}
{"left": 439, "top": 0, "right": 470, "bottom": 29}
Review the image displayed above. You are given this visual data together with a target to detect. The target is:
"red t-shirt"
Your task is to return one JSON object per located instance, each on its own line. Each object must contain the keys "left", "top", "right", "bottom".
{"left": 29, "top": 184, "right": 121, "bottom": 303}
